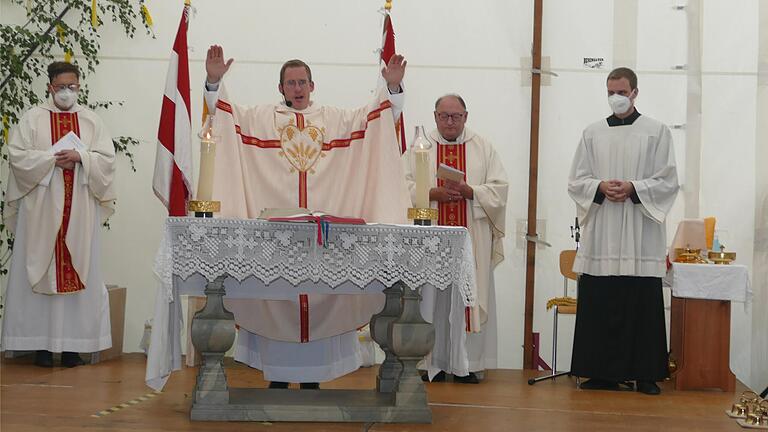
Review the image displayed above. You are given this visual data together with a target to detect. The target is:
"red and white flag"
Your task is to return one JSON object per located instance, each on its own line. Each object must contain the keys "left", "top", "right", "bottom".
{"left": 153, "top": 3, "right": 193, "bottom": 216}
{"left": 381, "top": 13, "right": 407, "bottom": 154}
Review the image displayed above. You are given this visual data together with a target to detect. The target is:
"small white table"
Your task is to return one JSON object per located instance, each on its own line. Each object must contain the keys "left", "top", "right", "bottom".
{"left": 666, "top": 263, "right": 751, "bottom": 391}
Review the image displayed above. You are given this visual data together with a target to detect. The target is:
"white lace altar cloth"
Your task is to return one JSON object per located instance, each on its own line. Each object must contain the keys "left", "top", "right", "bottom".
{"left": 146, "top": 218, "right": 478, "bottom": 391}
{"left": 155, "top": 218, "right": 476, "bottom": 302}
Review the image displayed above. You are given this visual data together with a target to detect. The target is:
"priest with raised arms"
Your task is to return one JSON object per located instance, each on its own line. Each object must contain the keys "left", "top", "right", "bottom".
{"left": 202, "top": 46, "right": 412, "bottom": 388}
{"left": 568, "top": 67, "right": 679, "bottom": 395}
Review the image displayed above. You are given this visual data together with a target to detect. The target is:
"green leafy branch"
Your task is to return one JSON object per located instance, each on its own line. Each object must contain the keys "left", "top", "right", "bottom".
{"left": 0, "top": 0, "right": 152, "bottom": 275}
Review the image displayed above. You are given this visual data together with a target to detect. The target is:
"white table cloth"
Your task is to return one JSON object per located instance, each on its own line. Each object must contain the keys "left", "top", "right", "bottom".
{"left": 146, "top": 217, "right": 478, "bottom": 390}
{"left": 665, "top": 262, "right": 752, "bottom": 302}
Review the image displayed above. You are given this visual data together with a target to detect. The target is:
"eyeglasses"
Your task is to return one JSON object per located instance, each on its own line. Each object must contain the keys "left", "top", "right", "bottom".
{"left": 283, "top": 79, "right": 309, "bottom": 88}
{"left": 51, "top": 83, "right": 80, "bottom": 92}
{"left": 436, "top": 112, "right": 466, "bottom": 122}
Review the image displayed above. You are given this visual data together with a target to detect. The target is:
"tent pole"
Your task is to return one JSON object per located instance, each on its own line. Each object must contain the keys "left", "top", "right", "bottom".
{"left": 523, "top": 0, "right": 543, "bottom": 370}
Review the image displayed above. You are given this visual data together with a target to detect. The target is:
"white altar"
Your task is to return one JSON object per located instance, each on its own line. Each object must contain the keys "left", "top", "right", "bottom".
{"left": 145, "top": 217, "right": 477, "bottom": 423}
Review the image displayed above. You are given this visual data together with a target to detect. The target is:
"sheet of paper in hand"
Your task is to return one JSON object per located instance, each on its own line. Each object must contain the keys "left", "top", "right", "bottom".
{"left": 437, "top": 163, "right": 465, "bottom": 183}
{"left": 51, "top": 131, "right": 85, "bottom": 154}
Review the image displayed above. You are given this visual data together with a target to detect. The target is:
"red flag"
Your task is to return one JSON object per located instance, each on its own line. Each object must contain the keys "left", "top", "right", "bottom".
{"left": 153, "top": 4, "right": 193, "bottom": 216}
{"left": 381, "top": 14, "right": 407, "bottom": 154}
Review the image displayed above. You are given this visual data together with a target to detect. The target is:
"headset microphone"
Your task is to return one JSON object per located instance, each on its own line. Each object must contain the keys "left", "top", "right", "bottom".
{"left": 281, "top": 90, "right": 292, "bottom": 107}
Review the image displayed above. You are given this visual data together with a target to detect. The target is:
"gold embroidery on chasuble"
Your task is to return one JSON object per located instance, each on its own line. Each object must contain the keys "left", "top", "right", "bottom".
{"left": 277, "top": 113, "right": 327, "bottom": 208}
{"left": 278, "top": 122, "right": 326, "bottom": 174}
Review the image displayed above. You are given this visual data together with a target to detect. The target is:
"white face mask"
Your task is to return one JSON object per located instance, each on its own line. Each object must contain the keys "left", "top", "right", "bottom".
{"left": 54, "top": 88, "right": 78, "bottom": 110}
{"left": 608, "top": 91, "right": 634, "bottom": 115}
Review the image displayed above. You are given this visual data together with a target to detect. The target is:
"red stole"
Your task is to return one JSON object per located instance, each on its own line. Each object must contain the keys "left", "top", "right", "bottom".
{"left": 295, "top": 113, "right": 309, "bottom": 209}
{"left": 49, "top": 112, "right": 85, "bottom": 294}
{"left": 437, "top": 143, "right": 467, "bottom": 227}
{"left": 436, "top": 142, "right": 472, "bottom": 332}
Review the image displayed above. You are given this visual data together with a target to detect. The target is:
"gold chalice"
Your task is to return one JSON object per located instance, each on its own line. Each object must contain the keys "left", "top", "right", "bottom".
{"left": 708, "top": 245, "right": 736, "bottom": 264}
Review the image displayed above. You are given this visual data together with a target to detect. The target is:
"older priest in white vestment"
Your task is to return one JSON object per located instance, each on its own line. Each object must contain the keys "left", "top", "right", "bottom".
{"left": 2, "top": 62, "right": 116, "bottom": 368}
{"left": 568, "top": 67, "right": 679, "bottom": 395}
{"left": 202, "top": 46, "right": 411, "bottom": 388}
{"left": 403, "top": 94, "right": 508, "bottom": 384}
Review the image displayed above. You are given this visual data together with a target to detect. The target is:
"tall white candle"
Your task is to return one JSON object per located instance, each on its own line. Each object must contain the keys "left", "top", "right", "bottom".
{"left": 196, "top": 115, "right": 217, "bottom": 201}
{"left": 414, "top": 149, "right": 430, "bottom": 208}
{"left": 411, "top": 125, "right": 432, "bottom": 209}
{"left": 197, "top": 137, "right": 216, "bottom": 201}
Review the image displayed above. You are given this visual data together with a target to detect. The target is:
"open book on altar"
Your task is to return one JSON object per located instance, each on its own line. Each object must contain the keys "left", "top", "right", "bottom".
{"left": 260, "top": 208, "right": 366, "bottom": 245}
{"left": 259, "top": 208, "right": 365, "bottom": 225}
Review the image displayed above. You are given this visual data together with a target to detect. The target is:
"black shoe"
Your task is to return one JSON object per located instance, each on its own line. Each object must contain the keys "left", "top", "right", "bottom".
{"left": 61, "top": 352, "right": 85, "bottom": 368}
{"left": 453, "top": 372, "right": 480, "bottom": 384}
{"left": 34, "top": 350, "right": 53, "bottom": 367}
{"left": 268, "top": 381, "right": 290, "bottom": 389}
{"left": 580, "top": 378, "right": 635, "bottom": 391}
{"left": 299, "top": 382, "right": 320, "bottom": 390}
{"left": 579, "top": 378, "right": 622, "bottom": 391}
{"left": 421, "top": 370, "right": 446, "bottom": 382}
{"left": 636, "top": 380, "right": 661, "bottom": 395}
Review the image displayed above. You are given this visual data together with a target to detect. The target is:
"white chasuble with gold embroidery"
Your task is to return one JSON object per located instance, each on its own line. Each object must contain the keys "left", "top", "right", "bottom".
{"left": 208, "top": 83, "right": 411, "bottom": 346}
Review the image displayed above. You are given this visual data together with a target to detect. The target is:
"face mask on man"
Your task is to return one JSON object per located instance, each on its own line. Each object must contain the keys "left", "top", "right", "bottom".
{"left": 54, "top": 88, "right": 78, "bottom": 110}
{"left": 608, "top": 90, "right": 635, "bottom": 115}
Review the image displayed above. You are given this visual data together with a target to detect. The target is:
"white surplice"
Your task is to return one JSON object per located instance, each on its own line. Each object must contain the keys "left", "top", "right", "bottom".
{"left": 2, "top": 101, "right": 115, "bottom": 352}
{"left": 568, "top": 115, "right": 679, "bottom": 278}
{"left": 403, "top": 127, "right": 508, "bottom": 374}
{"left": 202, "top": 82, "right": 410, "bottom": 382}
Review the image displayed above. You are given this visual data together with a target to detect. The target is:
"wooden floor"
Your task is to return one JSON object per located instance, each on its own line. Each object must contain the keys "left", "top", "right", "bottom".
{"left": 0, "top": 353, "right": 752, "bottom": 431}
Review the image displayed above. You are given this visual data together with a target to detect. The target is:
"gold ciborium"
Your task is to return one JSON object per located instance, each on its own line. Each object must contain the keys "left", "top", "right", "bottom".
{"left": 674, "top": 246, "right": 706, "bottom": 264}
{"left": 707, "top": 245, "right": 736, "bottom": 264}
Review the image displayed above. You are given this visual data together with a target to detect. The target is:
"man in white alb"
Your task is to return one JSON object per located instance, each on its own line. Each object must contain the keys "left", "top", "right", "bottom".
{"left": 202, "top": 46, "right": 412, "bottom": 388}
{"left": 2, "top": 61, "right": 116, "bottom": 368}
{"left": 568, "top": 67, "right": 679, "bottom": 395}
{"left": 403, "top": 94, "right": 508, "bottom": 383}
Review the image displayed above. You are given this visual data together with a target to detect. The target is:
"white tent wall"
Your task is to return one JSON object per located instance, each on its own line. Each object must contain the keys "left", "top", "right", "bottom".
{"left": 752, "top": 0, "right": 768, "bottom": 396}
{"left": 699, "top": 0, "right": 760, "bottom": 388}
{"left": 0, "top": 0, "right": 764, "bottom": 389}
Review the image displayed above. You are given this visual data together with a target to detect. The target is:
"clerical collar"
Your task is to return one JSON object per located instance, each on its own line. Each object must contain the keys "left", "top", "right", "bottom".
{"left": 606, "top": 109, "right": 641, "bottom": 127}
{"left": 438, "top": 131, "right": 465, "bottom": 145}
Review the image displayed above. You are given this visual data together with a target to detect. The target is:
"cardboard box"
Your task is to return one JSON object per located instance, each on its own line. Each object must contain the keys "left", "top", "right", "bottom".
{"left": 90, "top": 285, "right": 126, "bottom": 364}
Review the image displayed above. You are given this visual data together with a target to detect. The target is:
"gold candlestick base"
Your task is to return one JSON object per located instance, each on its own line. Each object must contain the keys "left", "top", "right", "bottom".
{"left": 188, "top": 200, "right": 221, "bottom": 218}
{"left": 408, "top": 207, "right": 438, "bottom": 226}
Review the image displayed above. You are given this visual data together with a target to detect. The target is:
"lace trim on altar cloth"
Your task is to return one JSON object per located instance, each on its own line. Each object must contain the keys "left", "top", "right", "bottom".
{"left": 153, "top": 218, "right": 476, "bottom": 306}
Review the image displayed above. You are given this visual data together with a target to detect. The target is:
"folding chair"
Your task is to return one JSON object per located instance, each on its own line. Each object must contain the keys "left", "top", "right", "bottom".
{"left": 528, "top": 250, "right": 578, "bottom": 385}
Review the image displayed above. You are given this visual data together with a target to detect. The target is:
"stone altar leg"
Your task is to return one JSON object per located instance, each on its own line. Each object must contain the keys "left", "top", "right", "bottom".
{"left": 191, "top": 276, "right": 236, "bottom": 407}
{"left": 389, "top": 284, "right": 434, "bottom": 421}
{"left": 370, "top": 283, "right": 404, "bottom": 393}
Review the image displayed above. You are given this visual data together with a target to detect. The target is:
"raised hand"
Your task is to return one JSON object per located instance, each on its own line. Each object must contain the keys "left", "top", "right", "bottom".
{"left": 381, "top": 54, "right": 407, "bottom": 90}
{"left": 206, "top": 45, "right": 234, "bottom": 84}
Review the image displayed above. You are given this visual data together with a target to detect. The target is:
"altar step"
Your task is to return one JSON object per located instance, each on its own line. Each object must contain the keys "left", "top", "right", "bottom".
{"left": 191, "top": 388, "right": 431, "bottom": 423}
